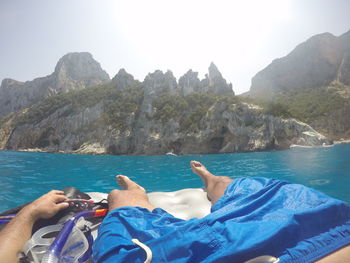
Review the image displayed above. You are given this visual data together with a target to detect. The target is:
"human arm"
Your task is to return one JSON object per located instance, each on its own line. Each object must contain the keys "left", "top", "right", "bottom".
{"left": 0, "top": 190, "right": 69, "bottom": 263}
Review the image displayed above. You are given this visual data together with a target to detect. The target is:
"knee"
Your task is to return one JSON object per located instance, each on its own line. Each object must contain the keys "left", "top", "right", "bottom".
{"left": 108, "top": 189, "right": 122, "bottom": 202}
{"left": 109, "top": 189, "right": 121, "bottom": 195}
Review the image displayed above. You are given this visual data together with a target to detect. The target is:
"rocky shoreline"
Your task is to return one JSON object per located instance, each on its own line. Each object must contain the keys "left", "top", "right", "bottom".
{"left": 5, "top": 100, "right": 331, "bottom": 156}
{"left": 334, "top": 139, "right": 350, "bottom": 145}
{"left": 16, "top": 141, "right": 340, "bottom": 157}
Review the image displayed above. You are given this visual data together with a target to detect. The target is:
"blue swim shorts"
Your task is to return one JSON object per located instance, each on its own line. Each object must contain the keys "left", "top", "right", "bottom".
{"left": 93, "top": 177, "right": 350, "bottom": 263}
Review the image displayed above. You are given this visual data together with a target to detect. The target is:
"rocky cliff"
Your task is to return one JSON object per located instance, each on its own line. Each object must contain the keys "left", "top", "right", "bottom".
{"left": 0, "top": 95, "right": 330, "bottom": 155}
{"left": 247, "top": 29, "right": 350, "bottom": 140}
{"left": 0, "top": 52, "right": 110, "bottom": 117}
{"left": 178, "top": 63, "right": 233, "bottom": 96}
{"left": 0, "top": 61, "right": 330, "bottom": 155}
{"left": 249, "top": 30, "right": 350, "bottom": 99}
{"left": 310, "top": 102, "right": 350, "bottom": 140}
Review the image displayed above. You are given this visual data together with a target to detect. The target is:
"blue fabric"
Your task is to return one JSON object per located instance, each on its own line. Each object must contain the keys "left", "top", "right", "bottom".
{"left": 93, "top": 178, "right": 350, "bottom": 263}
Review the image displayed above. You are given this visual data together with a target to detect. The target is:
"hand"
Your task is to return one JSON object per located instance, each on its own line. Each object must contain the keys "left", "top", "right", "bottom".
{"left": 22, "top": 190, "right": 69, "bottom": 221}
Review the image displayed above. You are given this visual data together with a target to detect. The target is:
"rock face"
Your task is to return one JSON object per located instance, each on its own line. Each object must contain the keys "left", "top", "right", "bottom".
{"left": 337, "top": 52, "right": 350, "bottom": 86}
{"left": 0, "top": 52, "right": 110, "bottom": 117}
{"left": 111, "top": 68, "right": 138, "bottom": 89}
{"left": 249, "top": 30, "right": 350, "bottom": 99}
{"left": 52, "top": 52, "right": 110, "bottom": 92}
{"left": 1, "top": 100, "right": 330, "bottom": 155}
{"left": 310, "top": 103, "right": 350, "bottom": 140}
{"left": 247, "top": 29, "right": 350, "bottom": 140}
{"left": 143, "top": 70, "right": 179, "bottom": 95}
{"left": 178, "top": 70, "right": 201, "bottom": 96}
{"left": 0, "top": 56, "right": 330, "bottom": 155}
{"left": 178, "top": 63, "right": 234, "bottom": 96}
{"left": 207, "top": 62, "right": 233, "bottom": 95}
{"left": 139, "top": 70, "right": 179, "bottom": 117}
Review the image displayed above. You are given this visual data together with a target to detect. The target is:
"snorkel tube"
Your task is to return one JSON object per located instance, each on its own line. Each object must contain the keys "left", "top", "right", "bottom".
{"left": 0, "top": 214, "right": 16, "bottom": 224}
{"left": 41, "top": 209, "right": 107, "bottom": 263}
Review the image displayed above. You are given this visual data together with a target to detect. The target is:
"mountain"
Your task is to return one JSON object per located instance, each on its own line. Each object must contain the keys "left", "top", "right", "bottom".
{"left": 0, "top": 52, "right": 110, "bottom": 117}
{"left": 0, "top": 59, "right": 329, "bottom": 155}
{"left": 247, "top": 30, "right": 350, "bottom": 140}
{"left": 249, "top": 30, "right": 350, "bottom": 99}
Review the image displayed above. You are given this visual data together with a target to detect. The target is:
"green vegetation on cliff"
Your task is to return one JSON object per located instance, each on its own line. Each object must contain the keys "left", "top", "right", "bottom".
{"left": 18, "top": 83, "right": 115, "bottom": 124}
{"left": 17, "top": 82, "right": 144, "bottom": 133}
{"left": 153, "top": 92, "right": 239, "bottom": 132}
{"left": 103, "top": 84, "right": 143, "bottom": 131}
{"left": 180, "top": 92, "right": 217, "bottom": 132}
{"left": 245, "top": 87, "right": 347, "bottom": 123}
{"left": 153, "top": 93, "right": 188, "bottom": 122}
{"left": 17, "top": 80, "right": 241, "bottom": 136}
{"left": 277, "top": 87, "right": 347, "bottom": 123}
{"left": 18, "top": 79, "right": 342, "bottom": 138}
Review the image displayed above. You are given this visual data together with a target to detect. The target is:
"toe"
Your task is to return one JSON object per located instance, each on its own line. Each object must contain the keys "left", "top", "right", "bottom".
{"left": 190, "top": 160, "right": 201, "bottom": 168}
{"left": 116, "top": 175, "right": 145, "bottom": 192}
{"left": 116, "top": 175, "right": 129, "bottom": 189}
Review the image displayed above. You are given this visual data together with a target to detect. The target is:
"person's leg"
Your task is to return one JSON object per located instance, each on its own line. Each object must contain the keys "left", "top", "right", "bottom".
{"left": 316, "top": 245, "right": 350, "bottom": 263}
{"left": 190, "top": 161, "right": 233, "bottom": 205}
{"left": 107, "top": 175, "right": 155, "bottom": 211}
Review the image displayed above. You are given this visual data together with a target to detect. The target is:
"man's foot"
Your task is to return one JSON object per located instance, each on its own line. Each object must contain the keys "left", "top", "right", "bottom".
{"left": 190, "top": 161, "right": 214, "bottom": 188}
{"left": 190, "top": 160, "right": 233, "bottom": 205}
{"left": 108, "top": 175, "right": 154, "bottom": 212}
{"left": 117, "top": 175, "right": 145, "bottom": 192}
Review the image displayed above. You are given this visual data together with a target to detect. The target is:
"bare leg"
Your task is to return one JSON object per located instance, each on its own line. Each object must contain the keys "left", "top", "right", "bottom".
{"left": 108, "top": 175, "right": 155, "bottom": 212}
{"left": 190, "top": 161, "right": 233, "bottom": 205}
{"left": 190, "top": 161, "right": 350, "bottom": 262}
{"left": 316, "top": 245, "right": 350, "bottom": 263}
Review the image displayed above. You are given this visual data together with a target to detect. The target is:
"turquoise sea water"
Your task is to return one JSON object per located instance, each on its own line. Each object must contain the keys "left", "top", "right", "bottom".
{"left": 0, "top": 144, "right": 349, "bottom": 212}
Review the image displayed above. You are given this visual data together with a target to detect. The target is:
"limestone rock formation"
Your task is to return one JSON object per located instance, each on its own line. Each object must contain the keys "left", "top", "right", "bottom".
{"left": 0, "top": 96, "right": 330, "bottom": 155}
{"left": 139, "top": 70, "right": 178, "bottom": 116}
{"left": 337, "top": 52, "right": 350, "bottom": 85}
{"left": 53, "top": 52, "right": 110, "bottom": 92}
{"left": 207, "top": 62, "right": 233, "bottom": 94}
{"left": 143, "top": 70, "right": 178, "bottom": 95}
{"left": 178, "top": 63, "right": 234, "bottom": 96}
{"left": 0, "top": 52, "right": 332, "bottom": 155}
{"left": 199, "top": 102, "right": 330, "bottom": 153}
{"left": 310, "top": 103, "right": 350, "bottom": 140}
{"left": 202, "top": 63, "right": 234, "bottom": 95}
{"left": 0, "top": 52, "right": 110, "bottom": 117}
{"left": 247, "top": 29, "right": 350, "bottom": 140}
{"left": 111, "top": 68, "right": 138, "bottom": 89}
{"left": 178, "top": 70, "right": 201, "bottom": 96}
{"left": 249, "top": 31, "right": 350, "bottom": 99}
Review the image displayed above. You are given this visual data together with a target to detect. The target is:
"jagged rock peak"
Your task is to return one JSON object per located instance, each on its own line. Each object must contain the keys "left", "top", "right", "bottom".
{"left": 143, "top": 70, "right": 178, "bottom": 94}
{"left": 206, "top": 62, "right": 234, "bottom": 95}
{"left": 178, "top": 69, "right": 201, "bottom": 96}
{"left": 208, "top": 62, "right": 223, "bottom": 79}
{"left": 0, "top": 52, "right": 111, "bottom": 118}
{"left": 112, "top": 68, "right": 137, "bottom": 89}
{"left": 54, "top": 52, "right": 110, "bottom": 81}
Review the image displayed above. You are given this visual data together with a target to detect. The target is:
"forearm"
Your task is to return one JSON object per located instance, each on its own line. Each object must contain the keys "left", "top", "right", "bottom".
{"left": 0, "top": 205, "right": 36, "bottom": 262}
{"left": 0, "top": 190, "right": 68, "bottom": 262}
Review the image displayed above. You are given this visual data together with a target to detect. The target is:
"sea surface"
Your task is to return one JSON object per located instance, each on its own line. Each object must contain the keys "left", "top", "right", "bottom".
{"left": 0, "top": 144, "right": 349, "bottom": 212}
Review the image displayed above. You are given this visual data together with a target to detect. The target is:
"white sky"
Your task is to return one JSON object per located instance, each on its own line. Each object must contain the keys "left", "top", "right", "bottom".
{"left": 0, "top": 0, "right": 349, "bottom": 94}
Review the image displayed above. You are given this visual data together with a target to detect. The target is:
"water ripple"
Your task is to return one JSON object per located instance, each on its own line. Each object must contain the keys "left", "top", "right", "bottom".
{"left": 309, "top": 179, "right": 331, "bottom": 186}
{"left": 0, "top": 144, "right": 350, "bottom": 211}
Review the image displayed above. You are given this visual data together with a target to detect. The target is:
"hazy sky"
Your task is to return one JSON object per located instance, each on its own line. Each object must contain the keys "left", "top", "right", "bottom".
{"left": 0, "top": 0, "right": 349, "bottom": 94}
